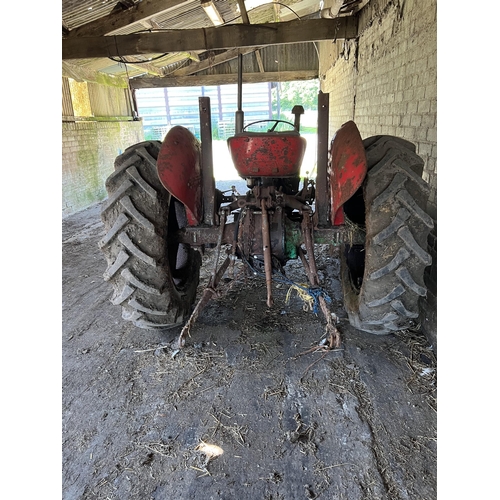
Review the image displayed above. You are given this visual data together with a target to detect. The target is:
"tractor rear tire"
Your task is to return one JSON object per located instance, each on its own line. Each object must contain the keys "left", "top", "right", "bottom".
{"left": 340, "top": 136, "right": 434, "bottom": 334}
{"left": 99, "top": 141, "right": 201, "bottom": 329}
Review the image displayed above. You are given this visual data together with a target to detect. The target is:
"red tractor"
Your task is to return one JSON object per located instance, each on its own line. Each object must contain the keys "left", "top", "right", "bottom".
{"left": 100, "top": 71, "right": 433, "bottom": 349}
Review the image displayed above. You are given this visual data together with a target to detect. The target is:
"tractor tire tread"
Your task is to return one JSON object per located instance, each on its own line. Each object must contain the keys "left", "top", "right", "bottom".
{"left": 100, "top": 141, "right": 200, "bottom": 329}
{"left": 341, "top": 136, "right": 434, "bottom": 334}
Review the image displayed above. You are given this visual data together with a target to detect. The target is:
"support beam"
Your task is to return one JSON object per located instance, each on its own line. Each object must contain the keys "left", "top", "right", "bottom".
{"left": 107, "top": 51, "right": 200, "bottom": 77}
{"left": 315, "top": 90, "right": 330, "bottom": 227}
{"left": 171, "top": 47, "right": 262, "bottom": 77}
{"left": 124, "top": 63, "right": 164, "bottom": 77}
{"left": 273, "top": 0, "right": 280, "bottom": 21}
{"left": 129, "top": 70, "right": 318, "bottom": 88}
{"left": 199, "top": 97, "right": 216, "bottom": 226}
{"left": 255, "top": 51, "right": 265, "bottom": 72}
{"left": 236, "top": 1, "right": 265, "bottom": 74}
{"left": 63, "top": 18, "right": 358, "bottom": 60}
{"left": 201, "top": 1, "right": 225, "bottom": 26}
{"left": 236, "top": 0, "right": 250, "bottom": 24}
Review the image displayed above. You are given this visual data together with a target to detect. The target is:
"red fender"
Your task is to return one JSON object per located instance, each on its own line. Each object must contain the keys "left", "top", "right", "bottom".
{"left": 329, "top": 121, "right": 367, "bottom": 225}
{"left": 156, "top": 126, "right": 202, "bottom": 226}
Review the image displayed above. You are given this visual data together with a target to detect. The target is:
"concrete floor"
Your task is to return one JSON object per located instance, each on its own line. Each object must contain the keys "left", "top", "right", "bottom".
{"left": 62, "top": 202, "right": 436, "bottom": 500}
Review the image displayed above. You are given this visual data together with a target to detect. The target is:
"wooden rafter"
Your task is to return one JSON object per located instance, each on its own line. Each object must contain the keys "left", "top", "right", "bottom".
{"left": 236, "top": 0, "right": 265, "bottom": 73}
{"left": 171, "top": 47, "right": 262, "bottom": 77}
{"left": 129, "top": 70, "right": 319, "bottom": 88}
{"left": 255, "top": 51, "right": 265, "bottom": 73}
{"left": 123, "top": 51, "right": 201, "bottom": 76}
{"left": 236, "top": 0, "right": 250, "bottom": 24}
{"left": 201, "top": 1, "right": 225, "bottom": 26}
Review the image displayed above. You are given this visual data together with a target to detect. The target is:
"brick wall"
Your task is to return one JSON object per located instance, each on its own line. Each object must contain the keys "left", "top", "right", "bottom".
{"left": 62, "top": 120, "right": 144, "bottom": 217}
{"left": 319, "top": 0, "right": 437, "bottom": 346}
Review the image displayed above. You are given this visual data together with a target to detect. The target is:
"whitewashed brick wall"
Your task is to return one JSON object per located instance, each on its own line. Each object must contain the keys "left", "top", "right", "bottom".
{"left": 319, "top": 0, "right": 437, "bottom": 345}
{"left": 62, "top": 121, "right": 144, "bottom": 217}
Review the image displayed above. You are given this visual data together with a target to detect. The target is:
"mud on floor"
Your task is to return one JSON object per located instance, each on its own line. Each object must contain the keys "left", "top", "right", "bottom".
{"left": 62, "top": 203, "right": 437, "bottom": 500}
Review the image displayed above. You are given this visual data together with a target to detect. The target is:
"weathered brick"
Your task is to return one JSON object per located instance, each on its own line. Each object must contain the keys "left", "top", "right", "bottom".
{"left": 415, "top": 127, "right": 428, "bottom": 141}
{"left": 421, "top": 113, "right": 435, "bottom": 128}
{"left": 406, "top": 100, "right": 418, "bottom": 114}
{"left": 426, "top": 157, "right": 436, "bottom": 172}
{"left": 410, "top": 114, "right": 422, "bottom": 127}
{"left": 62, "top": 120, "right": 144, "bottom": 217}
{"left": 417, "top": 142, "right": 433, "bottom": 157}
{"left": 414, "top": 86, "right": 426, "bottom": 101}
{"left": 401, "top": 114, "right": 411, "bottom": 127}
{"left": 322, "top": 0, "right": 437, "bottom": 341}
{"left": 403, "top": 127, "right": 416, "bottom": 140}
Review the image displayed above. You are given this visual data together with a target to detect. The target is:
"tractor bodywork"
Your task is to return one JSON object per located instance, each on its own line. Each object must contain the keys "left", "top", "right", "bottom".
{"left": 154, "top": 83, "right": 368, "bottom": 348}
{"left": 100, "top": 63, "right": 434, "bottom": 346}
{"left": 100, "top": 54, "right": 434, "bottom": 348}
{"left": 100, "top": 64, "right": 435, "bottom": 351}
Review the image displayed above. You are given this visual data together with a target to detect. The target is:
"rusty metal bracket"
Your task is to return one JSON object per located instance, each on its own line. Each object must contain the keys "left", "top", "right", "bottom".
{"left": 299, "top": 211, "right": 341, "bottom": 349}
{"left": 177, "top": 208, "right": 235, "bottom": 349}
{"left": 177, "top": 253, "right": 234, "bottom": 349}
{"left": 210, "top": 209, "right": 227, "bottom": 284}
{"left": 260, "top": 198, "right": 274, "bottom": 308}
{"left": 199, "top": 96, "right": 216, "bottom": 226}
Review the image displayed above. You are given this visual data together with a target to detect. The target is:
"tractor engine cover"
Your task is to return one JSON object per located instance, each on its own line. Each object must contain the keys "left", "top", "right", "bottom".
{"left": 228, "top": 132, "right": 306, "bottom": 179}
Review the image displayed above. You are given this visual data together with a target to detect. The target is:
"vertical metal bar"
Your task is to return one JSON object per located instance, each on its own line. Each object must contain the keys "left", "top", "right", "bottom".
{"left": 235, "top": 54, "right": 244, "bottom": 134}
{"left": 316, "top": 90, "right": 330, "bottom": 227}
{"left": 237, "top": 53, "right": 243, "bottom": 112}
{"left": 260, "top": 199, "right": 274, "bottom": 308}
{"left": 199, "top": 96, "right": 215, "bottom": 226}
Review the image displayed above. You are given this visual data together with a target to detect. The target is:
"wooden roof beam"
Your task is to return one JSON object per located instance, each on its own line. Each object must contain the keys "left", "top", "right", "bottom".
{"left": 124, "top": 51, "right": 201, "bottom": 76}
{"left": 129, "top": 70, "right": 319, "bottom": 88}
{"left": 171, "top": 47, "right": 262, "bottom": 77}
{"left": 63, "top": 18, "right": 358, "bottom": 60}
{"left": 235, "top": 1, "right": 265, "bottom": 72}
{"left": 201, "top": 1, "right": 225, "bottom": 26}
{"left": 236, "top": 0, "right": 250, "bottom": 24}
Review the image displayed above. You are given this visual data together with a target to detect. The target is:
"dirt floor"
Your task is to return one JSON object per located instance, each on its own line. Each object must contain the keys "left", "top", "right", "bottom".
{"left": 62, "top": 202, "right": 437, "bottom": 500}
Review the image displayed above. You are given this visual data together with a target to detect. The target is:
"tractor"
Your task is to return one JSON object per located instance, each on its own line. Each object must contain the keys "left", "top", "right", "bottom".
{"left": 99, "top": 63, "right": 433, "bottom": 349}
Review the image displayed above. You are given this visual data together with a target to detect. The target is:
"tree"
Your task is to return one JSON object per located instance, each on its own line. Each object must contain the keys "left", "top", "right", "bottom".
{"left": 272, "top": 79, "right": 320, "bottom": 116}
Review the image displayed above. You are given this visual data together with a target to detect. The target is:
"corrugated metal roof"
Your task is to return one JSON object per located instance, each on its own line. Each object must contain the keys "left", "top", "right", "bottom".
{"left": 62, "top": 0, "right": 363, "bottom": 83}
{"left": 62, "top": 0, "right": 128, "bottom": 30}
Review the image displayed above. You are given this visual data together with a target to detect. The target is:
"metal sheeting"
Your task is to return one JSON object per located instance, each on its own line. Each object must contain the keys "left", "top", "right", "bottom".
{"left": 196, "top": 43, "right": 319, "bottom": 76}
{"left": 88, "top": 83, "right": 133, "bottom": 116}
{"left": 62, "top": 0, "right": 330, "bottom": 82}
{"left": 62, "top": 77, "right": 74, "bottom": 117}
{"left": 152, "top": 3, "right": 213, "bottom": 29}
{"left": 62, "top": 0, "right": 125, "bottom": 30}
